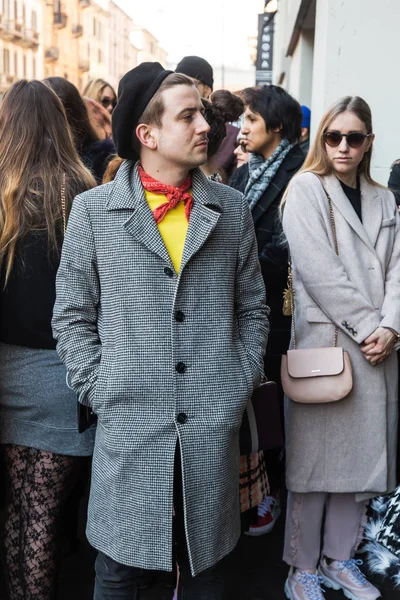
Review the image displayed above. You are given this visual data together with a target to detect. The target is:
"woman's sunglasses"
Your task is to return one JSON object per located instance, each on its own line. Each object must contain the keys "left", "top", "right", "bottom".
{"left": 100, "top": 96, "right": 116, "bottom": 109}
{"left": 324, "top": 131, "right": 372, "bottom": 149}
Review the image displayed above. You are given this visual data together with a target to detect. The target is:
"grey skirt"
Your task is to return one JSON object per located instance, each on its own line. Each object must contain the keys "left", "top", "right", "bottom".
{"left": 0, "top": 342, "right": 95, "bottom": 456}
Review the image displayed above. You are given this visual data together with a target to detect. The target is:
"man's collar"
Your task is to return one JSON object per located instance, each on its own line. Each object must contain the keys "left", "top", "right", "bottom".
{"left": 106, "top": 161, "right": 224, "bottom": 213}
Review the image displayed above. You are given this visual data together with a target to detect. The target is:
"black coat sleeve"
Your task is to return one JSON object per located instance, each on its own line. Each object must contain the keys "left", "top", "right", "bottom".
{"left": 228, "top": 164, "right": 249, "bottom": 193}
{"left": 388, "top": 162, "right": 400, "bottom": 206}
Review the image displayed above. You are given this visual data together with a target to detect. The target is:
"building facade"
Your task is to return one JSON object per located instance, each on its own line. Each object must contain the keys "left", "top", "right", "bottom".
{"left": 272, "top": 0, "right": 400, "bottom": 183}
{"left": 0, "top": 0, "right": 43, "bottom": 93}
{"left": 108, "top": 1, "right": 138, "bottom": 90}
{"left": 0, "top": 0, "right": 166, "bottom": 95}
{"left": 43, "top": 0, "right": 83, "bottom": 85}
{"left": 43, "top": 0, "right": 113, "bottom": 90}
{"left": 131, "top": 27, "right": 167, "bottom": 66}
{"left": 79, "top": 0, "right": 108, "bottom": 87}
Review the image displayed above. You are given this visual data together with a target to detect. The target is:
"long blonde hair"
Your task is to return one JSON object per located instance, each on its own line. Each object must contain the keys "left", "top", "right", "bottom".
{"left": 281, "top": 96, "right": 377, "bottom": 210}
{"left": 0, "top": 79, "right": 96, "bottom": 283}
{"left": 82, "top": 79, "right": 116, "bottom": 105}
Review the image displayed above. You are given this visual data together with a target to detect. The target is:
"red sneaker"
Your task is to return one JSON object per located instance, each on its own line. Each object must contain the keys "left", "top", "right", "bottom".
{"left": 245, "top": 492, "right": 281, "bottom": 536}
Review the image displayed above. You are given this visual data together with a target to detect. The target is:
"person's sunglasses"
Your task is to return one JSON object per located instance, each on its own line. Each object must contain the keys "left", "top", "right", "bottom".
{"left": 100, "top": 96, "right": 116, "bottom": 109}
{"left": 324, "top": 131, "right": 372, "bottom": 149}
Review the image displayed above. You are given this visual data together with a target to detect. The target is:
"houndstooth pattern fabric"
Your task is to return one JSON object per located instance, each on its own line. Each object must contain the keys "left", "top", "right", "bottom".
{"left": 52, "top": 161, "right": 269, "bottom": 575}
{"left": 364, "top": 487, "right": 400, "bottom": 587}
{"left": 375, "top": 486, "right": 400, "bottom": 555}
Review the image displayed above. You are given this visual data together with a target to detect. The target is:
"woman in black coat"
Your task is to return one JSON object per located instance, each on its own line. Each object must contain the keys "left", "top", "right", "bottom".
{"left": 45, "top": 77, "right": 115, "bottom": 184}
{"left": 230, "top": 85, "right": 304, "bottom": 395}
{"left": 230, "top": 85, "right": 304, "bottom": 534}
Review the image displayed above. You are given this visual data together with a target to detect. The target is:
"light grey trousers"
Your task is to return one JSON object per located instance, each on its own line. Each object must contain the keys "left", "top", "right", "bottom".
{"left": 283, "top": 492, "right": 367, "bottom": 570}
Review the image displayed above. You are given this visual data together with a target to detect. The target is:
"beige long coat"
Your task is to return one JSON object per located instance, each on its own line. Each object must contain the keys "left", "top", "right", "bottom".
{"left": 282, "top": 172, "right": 400, "bottom": 499}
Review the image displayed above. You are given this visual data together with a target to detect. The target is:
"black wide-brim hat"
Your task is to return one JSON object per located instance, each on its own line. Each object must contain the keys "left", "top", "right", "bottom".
{"left": 112, "top": 62, "right": 173, "bottom": 161}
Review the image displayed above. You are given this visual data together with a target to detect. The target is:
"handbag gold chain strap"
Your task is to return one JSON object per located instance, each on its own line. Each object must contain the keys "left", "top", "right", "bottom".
{"left": 290, "top": 177, "right": 339, "bottom": 349}
{"left": 61, "top": 173, "right": 67, "bottom": 234}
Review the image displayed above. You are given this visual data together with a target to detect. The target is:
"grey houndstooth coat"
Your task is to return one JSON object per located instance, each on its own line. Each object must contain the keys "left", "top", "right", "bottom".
{"left": 52, "top": 161, "right": 269, "bottom": 575}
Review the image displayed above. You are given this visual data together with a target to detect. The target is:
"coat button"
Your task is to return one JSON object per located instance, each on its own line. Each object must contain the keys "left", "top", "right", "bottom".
{"left": 176, "top": 362, "right": 186, "bottom": 374}
{"left": 164, "top": 267, "right": 174, "bottom": 277}
{"left": 175, "top": 310, "right": 185, "bottom": 322}
{"left": 177, "top": 413, "right": 188, "bottom": 424}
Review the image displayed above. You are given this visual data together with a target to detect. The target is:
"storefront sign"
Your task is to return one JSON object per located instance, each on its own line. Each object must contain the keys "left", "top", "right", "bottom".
{"left": 256, "top": 12, "right": 275, "bottom": 86}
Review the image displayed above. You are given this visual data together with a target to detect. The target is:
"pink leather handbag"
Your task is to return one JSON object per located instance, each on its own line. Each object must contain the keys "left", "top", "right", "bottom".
{"left": 281, "top": 178, "right": 353, "bottom": 404}
{"left": 281, "top": 347, "right": 353, "bottom": 404}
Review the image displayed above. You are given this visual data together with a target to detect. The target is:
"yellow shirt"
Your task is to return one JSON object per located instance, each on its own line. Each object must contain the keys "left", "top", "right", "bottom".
{"left": 144, "top": 189, "right": 190, "bottom": 274}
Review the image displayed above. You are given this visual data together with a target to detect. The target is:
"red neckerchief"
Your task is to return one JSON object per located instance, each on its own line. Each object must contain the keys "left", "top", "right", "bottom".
{"left": 138, "top": 164, "right": 193, "bottom": 224}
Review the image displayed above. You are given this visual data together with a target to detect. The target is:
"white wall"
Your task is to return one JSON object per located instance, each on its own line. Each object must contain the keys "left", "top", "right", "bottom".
{"left": 272, "top": 0, "right": 291, "bottom": 86}
{"left": 273, "top": 0, "right": 314, "bottom": 105}
{"left": 287, "top": 28, "right": 314, "bottom": 106}
{"left": 282, "top": 0, "right": 302, "bottom": 52}
{"left": 311, "top": 0, "right": 400, "bottom": 184}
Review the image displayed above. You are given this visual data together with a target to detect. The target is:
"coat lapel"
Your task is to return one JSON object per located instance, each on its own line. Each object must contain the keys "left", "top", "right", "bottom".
{"left": 106, "top": 161, "right": 174, "bottom": 268}
{"left": 106, "top": 162, "right": 222, "bottom": 271}
{"left": 323, "top": 175, "right": 381, "bottom": 250}
{"left": 360, "top": 178, "right": 382, "bottom": 248}
{"left": 179, "top": 169, "right": 222, "bottom": 272}
{"left": 252, "top": 147, "right": 305, "bottom": 226}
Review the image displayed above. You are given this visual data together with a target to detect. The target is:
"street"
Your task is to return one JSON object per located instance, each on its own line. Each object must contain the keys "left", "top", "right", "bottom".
{"left": 55, "top": 505, "right": 398, "bottom": 600}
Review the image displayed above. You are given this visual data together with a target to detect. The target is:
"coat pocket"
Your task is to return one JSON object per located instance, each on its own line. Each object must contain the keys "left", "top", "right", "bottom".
{"left": 92, "top": 345, "right": 115, "bottom": 412}
{"left": 306, "top": 306, "right": 332, "bottom": 324}
{"left": 381, "top": 217, "right": 396, "bottom": 228}
{"left": 237, "top": 341, "right": 255, "bottom": 396}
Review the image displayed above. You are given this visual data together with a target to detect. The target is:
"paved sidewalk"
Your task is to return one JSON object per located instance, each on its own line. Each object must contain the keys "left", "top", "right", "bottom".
{"left": 0, "top": 493, "right": 396, "bottom": 599}
{"left": 56, "top": 515, "right": 397, "bottom": 600}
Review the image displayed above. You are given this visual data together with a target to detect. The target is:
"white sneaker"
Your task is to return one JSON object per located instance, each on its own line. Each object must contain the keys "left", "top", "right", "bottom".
{"left": 318, "top": 557, "right": 381, "bottom": 600}
{"left": 285, "top": 567, "right": 325, "bottom": 600}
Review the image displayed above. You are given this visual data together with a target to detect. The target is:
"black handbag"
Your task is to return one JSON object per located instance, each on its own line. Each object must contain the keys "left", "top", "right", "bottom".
{"left": 239, "top": 380, "right": 284, "bottom": 455}
{"left": 78, "top": 403, "right": 97, "bottom": 434}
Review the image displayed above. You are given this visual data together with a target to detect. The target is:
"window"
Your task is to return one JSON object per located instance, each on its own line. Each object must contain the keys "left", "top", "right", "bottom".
{"left": 14, "top": 51, "right": 17, "bottom": 75}
{"left": 4, "top": 49, "right": 10, "bottom": 73}
{"left": 93, "top": 17, "right": 96, "bottom": 36}
{"left": 32, "top": 56, "right": 36, "bottom": 79}
{"left": 32, "top": 10, "right": 37, "bottom": 31}
{"left": 98, "top": 48, "right": 102, "bottom": 63}
{"left": 14, "top": 0, "right": 17, "bottom": 20}
{"left": 23, "top": 55, "right": 26, "bottom": 77}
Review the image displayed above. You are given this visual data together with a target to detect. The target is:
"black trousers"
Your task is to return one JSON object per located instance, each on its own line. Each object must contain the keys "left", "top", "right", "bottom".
{"left": 93, "top": 444, "right": 227, "bottom": 599}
